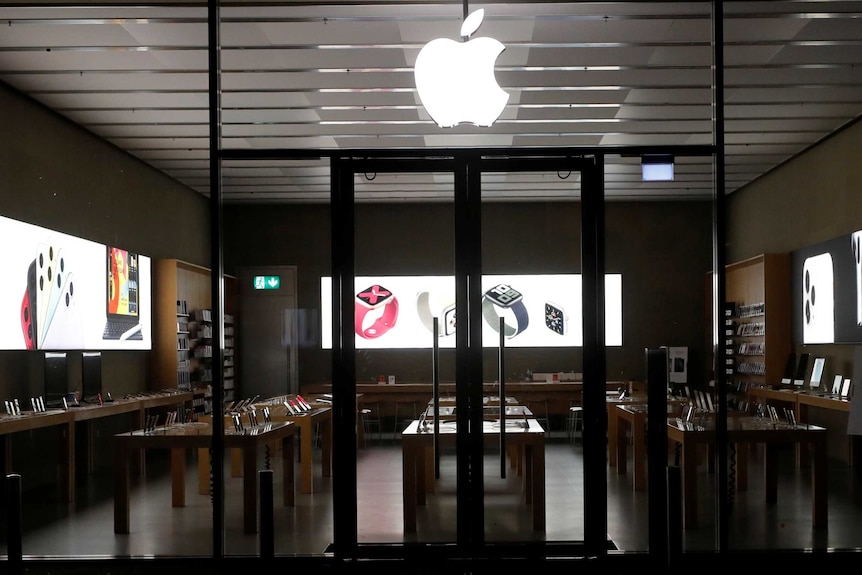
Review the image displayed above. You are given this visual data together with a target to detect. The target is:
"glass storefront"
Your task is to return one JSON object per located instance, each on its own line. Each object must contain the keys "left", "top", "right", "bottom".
{"left": 3, "top": 1, "right": 862, "bottom": 571}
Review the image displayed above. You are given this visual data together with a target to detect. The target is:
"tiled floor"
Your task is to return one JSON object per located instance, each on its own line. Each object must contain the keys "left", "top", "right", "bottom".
{"left": 3, "top": 437, "right": 862, "bottom": 563}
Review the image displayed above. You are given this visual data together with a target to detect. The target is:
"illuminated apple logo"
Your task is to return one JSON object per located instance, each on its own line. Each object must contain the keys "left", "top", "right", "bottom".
{"left": 414, "top": 9, "right": 509, "bottom": 128}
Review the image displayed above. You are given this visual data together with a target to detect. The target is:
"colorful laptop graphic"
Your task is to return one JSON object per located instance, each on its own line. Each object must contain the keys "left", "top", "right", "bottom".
{"left": 102, "top": 245, "right": 142, "bottom": 340}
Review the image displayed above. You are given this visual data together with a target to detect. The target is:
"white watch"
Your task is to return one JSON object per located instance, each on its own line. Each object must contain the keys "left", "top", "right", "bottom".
{"left": 416, "top": 290, "right": 457, "bottom": 337}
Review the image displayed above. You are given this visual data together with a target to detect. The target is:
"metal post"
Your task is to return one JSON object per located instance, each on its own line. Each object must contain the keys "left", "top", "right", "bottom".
{"left": 258, "top": 469, "right": 274, "bottom": 559}
{"left": 499, "top": 317, "right": 506, "bottom": 478}
{"left": 433, "top": 316, "right": 440, "bottom": 479}
{"left": 6, "top": 473, "right": 23, "bottom": 570}
{"left": 668, "top": 466, "right": 683, "bottom": 569}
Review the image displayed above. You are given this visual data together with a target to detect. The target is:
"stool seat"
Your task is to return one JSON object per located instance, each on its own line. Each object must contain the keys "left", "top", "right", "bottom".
{"left": 567, "top": 405, "right": 584, "bottom": 444}
{"left": 358, "top": 404, "right": 381, "bottom": 447}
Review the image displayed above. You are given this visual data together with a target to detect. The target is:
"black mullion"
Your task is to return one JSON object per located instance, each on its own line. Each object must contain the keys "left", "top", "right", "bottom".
{"left": 206, "top": 0, "right": 224, "bottom": 559}
{"left": 331, "top": 157, "right": 358, "bottom": 557}
{"left": 712, "top": 0, "right": 729, "bottom": 555}
{"left": 466, "top": 156, "right": 485, "bottom": 551}
{"left": 581, "top": 156, "right": 608, "bottom": 558}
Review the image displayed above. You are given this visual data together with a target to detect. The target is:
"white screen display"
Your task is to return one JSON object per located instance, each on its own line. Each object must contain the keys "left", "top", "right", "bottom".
{"left": 320, "top": 274, "right": 622, "bottom": 349}
{"left": 0, "top": 214, "right": 152, "bottom": 350}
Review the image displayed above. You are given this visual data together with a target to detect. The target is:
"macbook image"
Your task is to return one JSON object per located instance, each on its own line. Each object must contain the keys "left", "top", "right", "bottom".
{"left": 102, "top": 246, "right": 142, "bottom": 341}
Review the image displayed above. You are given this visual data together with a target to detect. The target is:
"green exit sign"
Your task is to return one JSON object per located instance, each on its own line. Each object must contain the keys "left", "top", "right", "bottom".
{"left": 253, "top": 275, "right": 281, "bottom": 290}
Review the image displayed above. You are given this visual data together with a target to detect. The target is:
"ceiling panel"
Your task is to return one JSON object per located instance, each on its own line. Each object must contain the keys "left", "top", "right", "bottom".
{"left": 0, "top": 0, "right": 859, "bottom": 204}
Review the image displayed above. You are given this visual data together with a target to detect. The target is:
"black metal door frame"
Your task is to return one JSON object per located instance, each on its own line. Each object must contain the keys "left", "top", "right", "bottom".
{"left": 329, "top": 151, "right": 608, "bottom": 560}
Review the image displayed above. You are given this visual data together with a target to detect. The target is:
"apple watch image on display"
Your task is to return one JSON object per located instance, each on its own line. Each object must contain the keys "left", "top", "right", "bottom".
{"left": 481, "top": 283, "right": 529, "bottom": 338}
{"left": 355, "top": 284, "right": 399, "bottom": 339}
{"left": 416, "top": 290, "right": 456, "bottom": 337}
{"left": 544, "top": 301, "right": 566, "bottom": 335}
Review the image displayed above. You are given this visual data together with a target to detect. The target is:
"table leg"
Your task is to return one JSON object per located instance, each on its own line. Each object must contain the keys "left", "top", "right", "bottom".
{"left": 322, "top": 414, "right": 332, "bottom": 478}
{"left": 607, "top": 407, "right": 618, "bottom": 466}
{"left": 632, "top": 414, "right": 646, "bottom": 491}
{"left": 403, "top": 443, "right": 418, "bottom": 533}
{"left": 616, "top": 416, "right": 628, "bottom": 477}
{"left": 422, "top": 445, "right": 433, "bottom": 495}
{"left": 507, "top": 445, "right": 521, "bottom": 474}
{"left": 198, "top": 448, "right": 210, "bottom": 495}
{"left": 764, "top": 443, "right": 778, "bottom": 503}
{"left": 681, "top": 438, "right": 698, "bottom": 528}
{"left": 231, "top": 447, "right": 242, "bottom": 477}
{"left": 796, "top": 403, "right": 807, "bottom": 467}
{"left": 59, "top": 420, "right": 74, "bottom": 503}
{"left": 242, "top": 443, "right": 258, "bottom": 533}
{"left": 300, "top": 419, "right": 313, "bottom": 494}
{"left": 1, "top": 436, "right": 9, "bottom": 477}
{"left": 132, "top": 408, "right": 145, "bottom": 476}
{"left": 529, "top": 441, "right": 546, "bottom": 531}
{"left": 171, "top": 448, "right": 186, "bottom": 507}
{"left": 735, "top": 442, "right": 748, "bottom": 491}
{"left": 812, "top": 436, "right": 828, "bottom": 528}
{"left": 282, "top": 436, "right": 295, "bottom": 507}
{"left": 84, "top": 420, "right": 95, "bottom": 475}
{"left": 113, "top": 442, "right": 130, "bottom": 534}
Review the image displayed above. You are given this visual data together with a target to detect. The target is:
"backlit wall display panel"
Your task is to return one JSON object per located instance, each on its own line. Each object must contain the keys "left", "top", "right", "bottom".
{"left": 0, "top": 214, "right": 152, "bottom": 350}
{"left": 320, "top": 274, "right": 622, "bottom": 349}
{"left": 793, "top": 229, "right": 862, "bottom": 344}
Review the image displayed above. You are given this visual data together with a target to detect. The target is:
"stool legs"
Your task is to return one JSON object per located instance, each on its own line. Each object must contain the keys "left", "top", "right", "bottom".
{"left": 567, "top": 406, "right": 584, "bottom": 444}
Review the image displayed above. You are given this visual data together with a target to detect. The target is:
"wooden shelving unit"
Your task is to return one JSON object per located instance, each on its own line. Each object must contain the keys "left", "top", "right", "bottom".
{"left": 152, "top": 259, "right": 237, "bottom": 410}
{"left": 224, "top": 313, "right": 235, "bottom": 403}
{"left": 176, "top": 299, "right": 190, "bottom": 390}
{"left": 725, "top": 253, "right": 792, "bottom": 398}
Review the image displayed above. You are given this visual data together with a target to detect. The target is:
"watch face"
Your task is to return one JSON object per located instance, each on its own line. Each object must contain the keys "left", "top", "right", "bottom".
{"left": 356, "top": 285, "right": 393, "bottom": 308}
{"left": 485, "top": 283, "right": 523, "bottom": 307}
{"left": 443, "top": 305, "right": 457, "bottom": 336}
{"left": 545, "top": 302, "right": 565, "bottom": 335}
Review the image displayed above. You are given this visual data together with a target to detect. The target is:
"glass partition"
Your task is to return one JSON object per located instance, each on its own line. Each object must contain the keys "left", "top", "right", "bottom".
{"left": 601, "top": 161, "right": 714, "bottom": 553}
{"left": 222, "top": 157, "right": 334, "bottom": 555}
{"left": 348, "top": 169, "right": 458, "bottom": 545}
{"left": 480, "top": 167, "right": 585, "bottom": 543}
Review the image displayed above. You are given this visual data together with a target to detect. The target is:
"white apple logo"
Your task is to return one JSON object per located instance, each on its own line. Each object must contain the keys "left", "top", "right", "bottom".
{"left": 414, "top": 9, "right": 509, "bottom": 128}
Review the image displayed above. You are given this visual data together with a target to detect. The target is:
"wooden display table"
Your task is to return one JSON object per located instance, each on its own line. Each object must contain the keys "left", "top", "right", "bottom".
{"left": 605, "top": 395, "right": 688, "bottom": 467}
{"left": 421, "top": 404, "right": 533, "bottom": 421}
{"left": 613, "top": 404, "right": 649, "bottom": 491}
{"left": 200, "top": 404, "right": 332, "bottom": 494}
{"left": 666, "top": 417, "right": 827, "bottom": 529}
{"left": 611, "top": 400, "right": 690, "bottom": 491}
{"left": 0, "top": 409, "right": 74, "bottom": 502}
{"left": 401, "top": 418, "right": 546, "bottom": 534}
{"left": 113, "top": 421, "right": 295, "bottom": 534}
{"left": 302, "top": 381, "right": 632, "bottom": 420}
{"left": 0, "top": 390, "right": 193, "bottom": 503}
{"left": 746, "top": 387, "right": 856, "bottom": 466}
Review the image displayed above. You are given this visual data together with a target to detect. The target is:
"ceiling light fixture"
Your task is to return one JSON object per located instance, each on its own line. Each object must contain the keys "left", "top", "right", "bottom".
{"left": 641, "top": 154, "right": 675, "bottom": 182}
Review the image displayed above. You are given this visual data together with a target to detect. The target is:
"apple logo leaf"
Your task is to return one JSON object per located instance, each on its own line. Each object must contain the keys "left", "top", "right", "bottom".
{"left": 460, "top": 9, "right": 485, "bottom": 39}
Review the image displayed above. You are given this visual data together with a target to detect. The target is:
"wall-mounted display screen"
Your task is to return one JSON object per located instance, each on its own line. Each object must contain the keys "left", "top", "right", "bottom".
{"left": 320, "top": 274, "right": 622, "bottom": 349}
{"left": 793, "top": 229, "right": 862, "bottom": 344}
{"left": 103, "top": 246, "right": 143, "bottom": 341}
{"left": 0, "top": 214, "right": 152, "bottom": 350}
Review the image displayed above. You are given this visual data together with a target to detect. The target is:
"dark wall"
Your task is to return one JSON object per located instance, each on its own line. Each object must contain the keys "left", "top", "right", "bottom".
{"left": 224, "top": 199, "right": 713, "bottom": 387}
{"left": 0, "top": 81, "right": 211, "bottom": 400}
{"left": 727, "top": 118, "right": 862, "bottom": 460}
{"left": 0, "top": 80, "right": 211, "bottom": 492}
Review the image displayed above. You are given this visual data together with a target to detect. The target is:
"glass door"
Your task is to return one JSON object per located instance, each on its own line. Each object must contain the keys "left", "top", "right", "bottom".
{"left": 332, "top": 153, "right": 609, "bottom": 557}
{"left": 334, "top": 159, "right": 460, "bottom": 546}
{"left": 478, "top": 159, "right": 587, "bottom": 545}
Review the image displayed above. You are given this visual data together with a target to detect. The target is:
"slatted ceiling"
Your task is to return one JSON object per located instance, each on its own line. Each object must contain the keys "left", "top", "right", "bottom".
{"left": 0, "top": 2, "right": 860, "bottom": 203}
